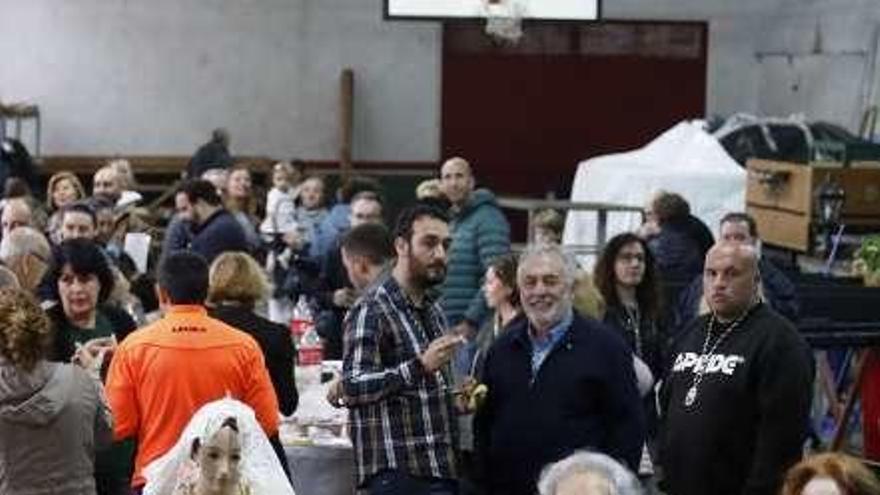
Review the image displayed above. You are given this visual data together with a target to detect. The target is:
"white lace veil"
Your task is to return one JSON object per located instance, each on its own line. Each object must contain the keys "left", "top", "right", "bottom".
{"left": 143, "top": 398, "right": 295, "bottom": 495}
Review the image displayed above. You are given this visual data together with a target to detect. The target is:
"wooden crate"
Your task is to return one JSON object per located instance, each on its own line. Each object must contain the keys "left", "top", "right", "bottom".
{"left": 746, "top": 159, "right": 880, "bottom": 252}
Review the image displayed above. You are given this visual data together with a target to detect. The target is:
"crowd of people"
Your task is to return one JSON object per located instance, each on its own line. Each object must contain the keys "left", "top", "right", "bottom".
{"left": 0, "top": 140, "right": 877, "bottom": 495}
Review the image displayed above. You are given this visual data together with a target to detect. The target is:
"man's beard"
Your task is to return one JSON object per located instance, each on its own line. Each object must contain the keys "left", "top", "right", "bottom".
{"left": 525, "top": 298, "right": 569, "bottom": 331}
{"left": 410, "top": 257, "right": 447, "bottom": 289}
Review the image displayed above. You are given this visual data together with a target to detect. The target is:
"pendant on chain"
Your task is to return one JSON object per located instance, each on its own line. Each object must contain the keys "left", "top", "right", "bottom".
{"left": 684, "top": 385, "right": 697, "bottom": 407}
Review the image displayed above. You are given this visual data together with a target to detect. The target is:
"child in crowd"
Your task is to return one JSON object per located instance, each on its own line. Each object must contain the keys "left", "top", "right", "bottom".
{"left": 266, "top": 174, "right": 325, "bottom": 324}
{"left": 260, "top": 161, "right": 301, "bottom": 241}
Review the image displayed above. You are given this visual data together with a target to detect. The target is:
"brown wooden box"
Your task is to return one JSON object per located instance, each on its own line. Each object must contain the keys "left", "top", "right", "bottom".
{"left": 746, "top": 159, "right": 880, "bottom": 252}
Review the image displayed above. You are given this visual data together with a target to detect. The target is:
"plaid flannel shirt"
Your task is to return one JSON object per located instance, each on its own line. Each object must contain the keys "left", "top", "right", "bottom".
{"left": 342, "top": 274, "right": 459, "bottom": 487}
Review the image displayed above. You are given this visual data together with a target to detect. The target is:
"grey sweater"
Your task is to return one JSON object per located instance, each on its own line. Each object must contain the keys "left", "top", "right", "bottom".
{"left": 0, "top": 360, "right": 112, "bottom": 495}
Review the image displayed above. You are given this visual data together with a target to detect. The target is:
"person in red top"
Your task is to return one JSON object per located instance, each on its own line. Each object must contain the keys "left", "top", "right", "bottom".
{"left": 105, "top": 251, "right": 280, "bottom": 492}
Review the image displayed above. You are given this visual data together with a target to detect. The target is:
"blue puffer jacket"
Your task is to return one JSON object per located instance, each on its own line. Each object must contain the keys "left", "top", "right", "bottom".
{"left": 440, "top": 188, "right": 510, "bottom": 327}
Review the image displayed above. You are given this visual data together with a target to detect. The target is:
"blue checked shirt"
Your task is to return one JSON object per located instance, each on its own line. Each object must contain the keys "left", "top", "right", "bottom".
{"left": 342, "top": 274, "right": 459, "bottom": 486}
{"left": 528, "top": 308, "right": 574, "bottom": 376}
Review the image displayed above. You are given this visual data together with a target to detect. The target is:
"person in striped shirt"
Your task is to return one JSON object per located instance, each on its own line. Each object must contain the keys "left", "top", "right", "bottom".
{"left": 342, "top": 203, "right": 464, "bottom": 495}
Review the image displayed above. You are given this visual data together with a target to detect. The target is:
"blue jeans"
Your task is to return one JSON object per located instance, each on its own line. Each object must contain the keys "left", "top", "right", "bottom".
{"left": 365, "top": 469, "right": 459, "bottom": 495}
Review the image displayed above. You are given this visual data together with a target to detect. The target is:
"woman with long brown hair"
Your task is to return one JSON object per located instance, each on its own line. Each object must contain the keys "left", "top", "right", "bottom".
{"left": 594, "top": 232, "right": 663, "bottom": 376}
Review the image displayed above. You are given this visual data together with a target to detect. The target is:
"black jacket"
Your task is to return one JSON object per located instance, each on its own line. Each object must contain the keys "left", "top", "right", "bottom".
{"left": 660, "top": 304, "right": 813, "bottom": 495}
{"left": 209, "top": 305, "right": 298, "bottom": 415}
{"left": 314, "top": 239, "right": 351, "bottom": 360}
{"left": 648, "top": 215, "right": 714, "bottom": 283}
{"left": 475, "top": 312, "right": 645, "bottom": 495}
{"left": 187, "top": 140, "right": 232, "bottom": 179}
{"left": 603, "top": 304, "right": 663, "bottom": 436}
{"left": 191, "top": 209, "right": 250, "bottom": 264}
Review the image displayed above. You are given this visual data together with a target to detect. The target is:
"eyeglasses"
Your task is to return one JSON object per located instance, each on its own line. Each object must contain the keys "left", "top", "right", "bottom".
{"left": 616, "top": 253, "right": 645, "bottom": 264}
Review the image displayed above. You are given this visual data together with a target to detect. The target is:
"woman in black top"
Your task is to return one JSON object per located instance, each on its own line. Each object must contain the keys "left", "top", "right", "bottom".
{"left": 207, "top": 251, "right": 298, "bottom": 482}
{"left": 595, "top": 232, "right": 664, "bottom": 458}
{"left": 207, "top": 251, "right": 298, "bottom": 416}
{"left": 595, "top": 233, "right": 664, "bottom": 378}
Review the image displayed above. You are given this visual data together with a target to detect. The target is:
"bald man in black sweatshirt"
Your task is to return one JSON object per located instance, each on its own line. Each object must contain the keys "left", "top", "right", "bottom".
{"left": 660, "top": 243, "right": 813, "bottom": 495}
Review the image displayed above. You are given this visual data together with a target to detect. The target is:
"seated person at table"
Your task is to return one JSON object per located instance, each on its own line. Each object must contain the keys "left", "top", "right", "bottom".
{"left": 142, "top": 398, "right": 294, "bottom": 495}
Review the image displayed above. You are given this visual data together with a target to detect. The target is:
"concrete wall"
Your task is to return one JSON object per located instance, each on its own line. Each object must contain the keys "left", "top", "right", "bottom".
{"left": 609, "top": 0, "right": 880, "bottom": 130}
{"left": 2, "top": 0, "right": 879, "bottom": 159}
{"left": 0, "top": 0, "right": 441, "bottom": 159}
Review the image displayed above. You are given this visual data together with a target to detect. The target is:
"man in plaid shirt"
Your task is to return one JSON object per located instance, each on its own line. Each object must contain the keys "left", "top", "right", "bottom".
{"left": 342, "top": 203, "right": 464, "bottom": 495}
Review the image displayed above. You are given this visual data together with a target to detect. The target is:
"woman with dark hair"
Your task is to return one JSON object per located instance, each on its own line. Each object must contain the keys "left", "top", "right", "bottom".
{"left": 0, "top": 287, "right": 113, "bottom": 495}
{"left": 45, "top": 238, "right": 136, "bottom": 363}
{"left": 594, "top": 232, "right": 663, "bottom": 377}
{"left": 594, "top": 232, "right": 664, "bottom": 481}
{"left": 45, "top": 238, "right": 137, "bottom": 495}
{"left": 481, "top": 253, "right": 522, "bottom": 344}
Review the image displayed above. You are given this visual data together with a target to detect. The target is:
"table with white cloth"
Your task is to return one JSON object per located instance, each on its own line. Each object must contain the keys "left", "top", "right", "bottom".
{"left": 284, "top": 443, "right": 355, "bottom": 495}
{"left": 282, "top": 363, "right": 356, "bottom": 495}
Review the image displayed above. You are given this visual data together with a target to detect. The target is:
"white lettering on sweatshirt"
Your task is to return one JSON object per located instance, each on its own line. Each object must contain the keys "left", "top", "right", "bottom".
{"left": 672, "top": 352, "right": 746, "bottom": 376}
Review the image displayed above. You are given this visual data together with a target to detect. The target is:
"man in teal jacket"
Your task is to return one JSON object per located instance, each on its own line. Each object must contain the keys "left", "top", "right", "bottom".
{"left": 439, "top": 157, "right": 511, "bottom": 375}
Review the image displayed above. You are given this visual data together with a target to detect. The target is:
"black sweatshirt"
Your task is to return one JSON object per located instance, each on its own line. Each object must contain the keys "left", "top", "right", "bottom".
{"left": 660, "top": 304, "right": 813, "bottom": 495}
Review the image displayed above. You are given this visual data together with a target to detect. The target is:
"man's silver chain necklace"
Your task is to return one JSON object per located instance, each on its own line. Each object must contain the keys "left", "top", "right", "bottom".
{"left": 683, "top": 304, "right": 754, "bottom": 408}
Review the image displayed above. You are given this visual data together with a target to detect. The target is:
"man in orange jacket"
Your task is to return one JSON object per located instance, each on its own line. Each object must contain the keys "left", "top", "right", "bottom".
{"left": 105, "top": 251, "right": 280, "bottom": 492}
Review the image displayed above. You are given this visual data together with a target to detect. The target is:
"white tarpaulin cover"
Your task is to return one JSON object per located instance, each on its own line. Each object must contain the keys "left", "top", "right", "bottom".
{"left": 562, "top": 120, "right": 747, "bottom": 267}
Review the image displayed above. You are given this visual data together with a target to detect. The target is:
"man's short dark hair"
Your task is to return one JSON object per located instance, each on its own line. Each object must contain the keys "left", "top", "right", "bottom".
{"left": 61, "top": 201, "right": 97, "bottom": 227}
{"left": 158, "top": 251, "right": 209, "bottom": 304}
{"left": 720, "top": 212, "right": 758, "bottom": 238}
{"left": 393, "top": 203, "right": 449, "bottom": 242}
{"left": 651, "top": 192, "right": 690, "bottom": 224}
{"left": 342, "top": 223, "right": 393, "bottom": 266}
{"left": 350, "top": 190, "right": 384, "bottom": 209}
{"left": 338, "top": 176, "right": 382, "bottom": 203}
{"left": 180, "top": 179, "right": 222, "bottom": 207}
{"left": 48, "top": 239, "right": 115, "bottom": 303}
{"left": 88, "top": 196, "right": 115, "bottom": 213}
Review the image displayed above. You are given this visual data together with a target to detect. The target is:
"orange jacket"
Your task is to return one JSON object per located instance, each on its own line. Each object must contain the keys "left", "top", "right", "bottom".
{"left": 105, "top": 305, "right": 280, "bottom": 486}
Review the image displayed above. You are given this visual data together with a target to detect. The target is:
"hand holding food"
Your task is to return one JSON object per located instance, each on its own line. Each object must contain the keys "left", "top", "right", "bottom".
{"left": 455, "top": 376, "right": 489, "bottom": 413}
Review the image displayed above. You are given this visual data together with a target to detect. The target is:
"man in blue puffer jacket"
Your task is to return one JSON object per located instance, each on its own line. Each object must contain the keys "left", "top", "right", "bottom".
{"left": 438, "top": 157, "right": 511, "bottom": 375}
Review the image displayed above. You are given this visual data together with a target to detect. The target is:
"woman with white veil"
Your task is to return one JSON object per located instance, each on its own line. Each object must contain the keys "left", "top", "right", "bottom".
{"left": 143, "top": 398, "right": 295, "bottom": 495}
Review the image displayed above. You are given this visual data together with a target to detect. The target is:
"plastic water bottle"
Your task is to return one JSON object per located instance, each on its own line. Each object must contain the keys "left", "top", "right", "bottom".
{"left": 291, "top": 296, "right": 323, "bottom": 388}
{"left": 290, "top": 295, "right": 314, "bottom": 346}
{"left": 299, "top": 324, "right": 324, "bottom": 367}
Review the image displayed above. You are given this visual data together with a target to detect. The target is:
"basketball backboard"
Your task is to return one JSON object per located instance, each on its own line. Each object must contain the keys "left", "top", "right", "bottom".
{"left": 384, "top": 0, "right": 601, "bottom": 21}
